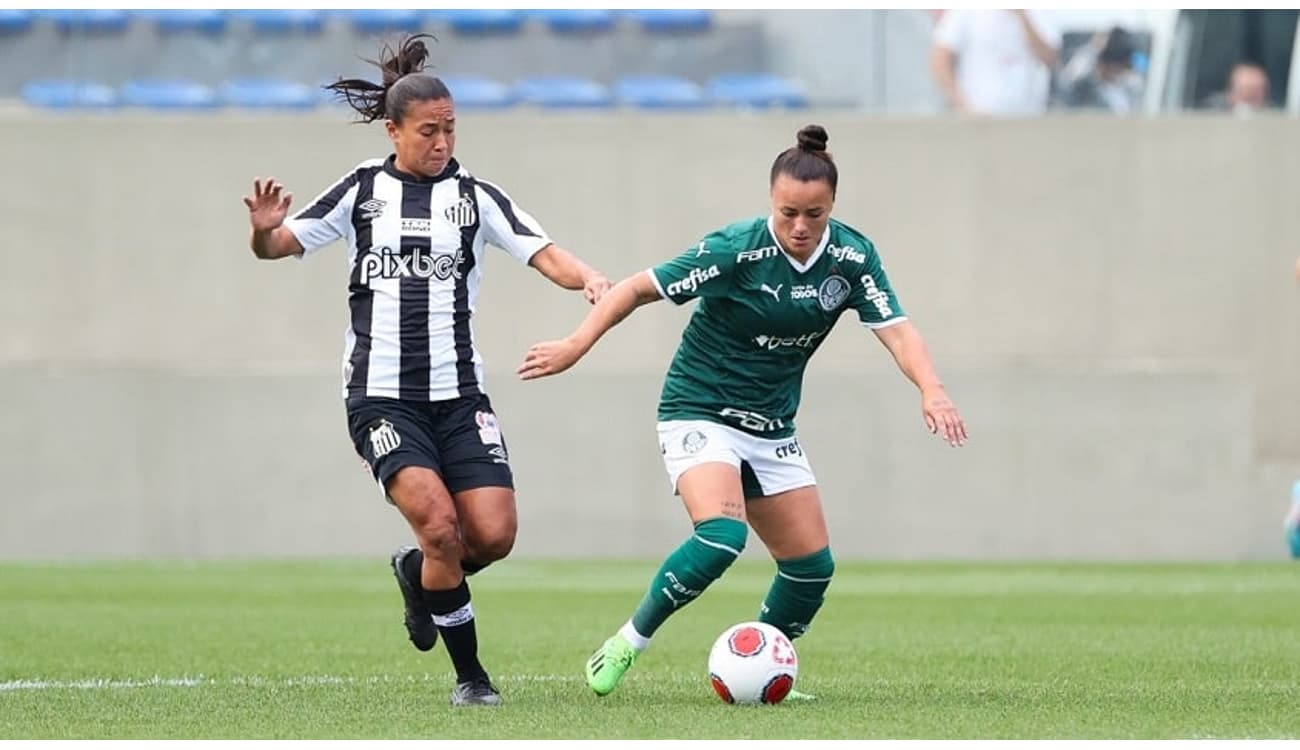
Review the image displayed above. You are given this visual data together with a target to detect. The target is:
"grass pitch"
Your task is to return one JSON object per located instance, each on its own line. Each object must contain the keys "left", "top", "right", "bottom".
{"left": 1, "top": 560, "right": 1297, "bottom": 739}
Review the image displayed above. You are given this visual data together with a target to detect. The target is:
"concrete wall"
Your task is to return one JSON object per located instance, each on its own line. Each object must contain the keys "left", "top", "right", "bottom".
{"left": 0, "top": 111, "right": 1296, "bottom": 560}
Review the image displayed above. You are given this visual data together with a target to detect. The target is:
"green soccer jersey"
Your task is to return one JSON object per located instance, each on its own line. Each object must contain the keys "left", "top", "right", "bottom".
{"left": 649, "top": 216, "right": 906, "bottom": 439}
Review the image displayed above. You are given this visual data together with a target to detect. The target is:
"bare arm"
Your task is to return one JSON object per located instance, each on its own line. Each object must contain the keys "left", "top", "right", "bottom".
{"left": 929, "top": 45, "right": 968, "bottom": 113}
{"left": 873, "top": 320, "right": 967, "bottom": 446}
{"left": 1012, "top": 9, "right": 1058, "bottom": 68}
{"left": 528, "top": 243, "right": 612, "bottom": 303}
{"left": 517, "top": 271, "right": 661, "bottom": 380}
{"left": 243, "top": 178, "right": 304, "bottom": 260}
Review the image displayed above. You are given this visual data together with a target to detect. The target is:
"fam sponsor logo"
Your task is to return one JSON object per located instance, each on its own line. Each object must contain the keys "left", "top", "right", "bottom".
{"left": 666, "top": 265, "right": 721, "bottom": 296}
{"left": 861, "top": 273, "right": 893, "bottom": 318}
{"left": 753, "top": 329, "right": 826, "bottom": 351}
{"left": 359, "top": 246, "right": 464, "bottom": 285}
{"left": 737, "top": 246, "right": 779, "bottom": 263}
{"left": 719, "top": 407, "right": 785, "bottom": 433}
{"left": 827, "top": 243, "right": 866, "bottom": 264}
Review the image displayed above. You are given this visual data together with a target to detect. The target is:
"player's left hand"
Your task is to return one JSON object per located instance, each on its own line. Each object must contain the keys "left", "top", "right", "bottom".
{"left": 583, "top": 271, "right": 612, "bottom": 304}
{"left": 922, "top": 387, "right": 967, "bottom": 447}
{"left": 518, "top": 337, "right": 585, "bottom": 380}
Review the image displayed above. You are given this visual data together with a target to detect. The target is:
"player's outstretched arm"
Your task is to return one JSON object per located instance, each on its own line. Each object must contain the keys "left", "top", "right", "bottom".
{"left": 872, "top": 320, "right": 968, "bottom": 447}
{"left": 517, "top": 271, "right": 660, "bottom": 380}
{"left": 528, "top": 244, "right": 612, "bottom": 304}
{"left": 243, "top": 177, "right": 304, "bottom": 260}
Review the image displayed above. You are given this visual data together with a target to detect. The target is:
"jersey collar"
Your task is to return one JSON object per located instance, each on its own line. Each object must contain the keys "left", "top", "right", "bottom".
{"left": 383, "top": 155, "right": 462, "bottom": 184}
{"left": 766, "top": 216, "right": 830, "bottom": 273}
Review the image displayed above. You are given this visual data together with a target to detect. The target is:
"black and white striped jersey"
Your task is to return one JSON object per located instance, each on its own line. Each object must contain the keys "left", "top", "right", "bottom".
{"left": 285, "top": 155, "right": 552, "bottom": 403}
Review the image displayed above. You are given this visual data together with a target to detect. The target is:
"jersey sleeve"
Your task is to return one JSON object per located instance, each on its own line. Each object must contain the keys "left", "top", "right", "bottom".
{"left": 932, "top": 9, "right": 969, "bottom": 52}
{"left": 647, "top": 230, "right": 737, "bottom": 305}
{"left": 283, "top": 168, "right": 360, "bottom": 258}
{"left": 849, "top": 243, "right": 907, "bottom": 329}
{"left": 474, "top": 180, "right": 553, "bottom": 264}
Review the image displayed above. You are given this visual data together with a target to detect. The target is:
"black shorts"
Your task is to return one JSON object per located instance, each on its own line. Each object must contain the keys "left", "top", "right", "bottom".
{"left": 346, "top": 393, "right": 514, "bottom": 496}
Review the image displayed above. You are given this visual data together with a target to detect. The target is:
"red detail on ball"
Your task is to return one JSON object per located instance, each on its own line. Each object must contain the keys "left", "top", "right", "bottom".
{"left": 762, "top": 673, "right": 795, "bottom": 704}
{"left": 711, "top": 673, "right": 735, "bottom": 703}
{"left": 727, "top": 626, "right": 766, "bottom": 657}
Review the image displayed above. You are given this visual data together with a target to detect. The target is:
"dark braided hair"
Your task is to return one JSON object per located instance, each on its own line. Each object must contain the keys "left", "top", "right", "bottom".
{"left": 325, "top": 33, "right": 451, "bottom": 124}
{"left": 770, "top": 124, "right": 838, "bottom": 196}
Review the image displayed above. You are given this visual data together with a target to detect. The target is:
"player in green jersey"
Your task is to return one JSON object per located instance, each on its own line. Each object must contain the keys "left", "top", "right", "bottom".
{"left": 517, "top": 125, "right": 967, "bottom": 698}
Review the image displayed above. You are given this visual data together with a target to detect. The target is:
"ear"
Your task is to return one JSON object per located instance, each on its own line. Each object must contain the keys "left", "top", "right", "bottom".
{"left": 385, "top": 119, "right": 398, "bottom": 141}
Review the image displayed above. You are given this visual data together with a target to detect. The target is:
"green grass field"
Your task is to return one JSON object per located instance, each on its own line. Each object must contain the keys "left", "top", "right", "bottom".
{"left": 2, "top": 559, "right": 1298, "bottom": 739}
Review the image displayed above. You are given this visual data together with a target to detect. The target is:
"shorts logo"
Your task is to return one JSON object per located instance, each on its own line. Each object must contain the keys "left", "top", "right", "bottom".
{"left": 444, "top": 198, "right": 477, "bottom": 228}
{"left": 682, "top": 430, "right": 708, "bottom": 454}
{"left": 818, "top": 275, "right": 851, "bottom": 311}
{"left": 358, "top": 198, "right": 387, "bottom": 220}
{"left": 368, "top": 419, "right": 401, "bottom": 459}
{"left": 476, "top": 410, "right": 502, "bottom": 446}
{"left": 487, "top": 445, "right": 509, "bottom": 465}
{"left": 775, "top": 438, "right": 802, "bottom": 459}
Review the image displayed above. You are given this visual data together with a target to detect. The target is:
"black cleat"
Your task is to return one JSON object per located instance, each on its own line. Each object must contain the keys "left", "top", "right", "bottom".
{"left": 450, "top": 677, "right": 503, "bottom": 706}
{"left": 390, "top": 546, "right": 438, "bottom": 652}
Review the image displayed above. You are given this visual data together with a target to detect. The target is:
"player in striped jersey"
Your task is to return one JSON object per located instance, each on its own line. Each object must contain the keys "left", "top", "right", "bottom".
{"left": 518, "top": 125, "right": 967, "bottom": 699}
{"left": 241, "top": 35, "right": 610, "bottom": 706}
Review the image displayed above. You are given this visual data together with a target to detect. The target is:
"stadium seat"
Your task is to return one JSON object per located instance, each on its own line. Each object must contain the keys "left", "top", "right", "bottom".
{"left": 624, "top": 10, "right": 713, "bottom": 33}
{"left": 219, "top": 78, "right": 318, "bottom": 110}
{"left": 347, "top": 9, "right": 423, "bottom": 34}
{"left": 432, "top": 10, "right": 524, "bottom": 34}
{"left": 21, "top": 80, "right": 117, "bottom": 109}
{"left": 38, "top": 9, "right": 131, "bottom": 34}
{"left": 538, "top": 10, "right": 615, "bottom": 34}
{"left": 708, "top": 73, "right": 808, "bottom": 109}
{"left": 440, "top": 75, "right": 517, "bottom": 109}
{"left": 233, "top": 9, "right": 324, "bottom": 34}
{"left": 514, "top": 76, "right": 613, "bottom": 109}
{"left": 145, "top": 10, "right": 227, "bottom": 35}
{"left": 0, "top": 9, "right": 33, "bottom": 33}
{"left": 614, "top": 75, "right": 709, "bottom": 110}
{"left": 119, "top": 80, "right": 220, "bottom": 110}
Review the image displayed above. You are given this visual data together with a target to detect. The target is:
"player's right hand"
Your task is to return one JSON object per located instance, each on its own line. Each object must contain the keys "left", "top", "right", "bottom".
{"left": 243, "top": 178, "right": 292, "bottom": 232}
{"left": 517, "top": 337, "right": 584, "bottom": 380}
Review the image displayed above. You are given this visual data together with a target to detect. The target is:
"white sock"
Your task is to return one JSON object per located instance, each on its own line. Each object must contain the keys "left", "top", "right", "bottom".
{"left": 619, "top": 620, "right": 651, "bottom": 652}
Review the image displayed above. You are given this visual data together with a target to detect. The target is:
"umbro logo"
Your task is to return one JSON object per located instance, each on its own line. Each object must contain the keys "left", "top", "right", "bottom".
{"left": 760, "top": 283, "right": 783, "bottom": 302}
{"left": 358, "top": 198, "right": 387, "bottom": 220}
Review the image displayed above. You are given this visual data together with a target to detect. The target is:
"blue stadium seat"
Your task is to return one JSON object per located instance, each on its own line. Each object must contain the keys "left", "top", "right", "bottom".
{"left": 38, "top": 9, "right": 131, "bottom": 34}
{"left": 514, "top": 76, "right": 613, "bottom": 109}
{"left": 440, "top": 75, "right": 517, "bottom": 109}
{"left": 708, "top": 73, "right": 807, "bottom": 109}
{"left": 0, "top": 9, "right": 33, "bottom": 33}
{"left": 432, "top": 10, "right": 524, "bottom": 34}
{"left": 144, "top": 10, "right": 227, "bottom": 34}
{"left": 21, "top": 80, "right": 117, "bottom": 109}
{"left": 538, "top": 10, "right": 615, "bottom": 34}
{"left": 624, "top": 10, "right": 713, "bottom": 33}
{"left": 348, "top": 9, "right": 423, "bottom": 34}
{"left": 219, "top": 78, "right": 318, "bottom": 110}
{"left": 233, "top": 9, "right": 324, "bottom": 34}
{"left": 119, "top": 80, "right": 220, "bottom": 110}
{"left": 615, "top": 75, "right": 708, "bottom": 110}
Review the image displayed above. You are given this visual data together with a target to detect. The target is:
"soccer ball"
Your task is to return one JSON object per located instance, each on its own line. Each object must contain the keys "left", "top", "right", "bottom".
{"left": 707, "top": 621, "right": 798, "bottom": 704}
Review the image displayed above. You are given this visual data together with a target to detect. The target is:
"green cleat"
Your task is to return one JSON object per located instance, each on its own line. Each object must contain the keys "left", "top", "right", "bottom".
{"left": 585, "top": 633, "right": 639, "bottom": 696}
{"left": 786, "top": 688, "right": 817, "bottom": 701}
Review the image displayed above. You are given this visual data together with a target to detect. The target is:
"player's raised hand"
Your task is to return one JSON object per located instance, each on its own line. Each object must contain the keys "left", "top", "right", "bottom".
{"left": 583, "top": 270, "right": 612, "bottom": 304}
{"left": 922, "top": 387, "right": 967, "bottom": 447}
{"left": 243, "top": 178, "right": 293, "bottom": 232}
{"left": 518, "top": 338, "right": 585, "bottom": 380}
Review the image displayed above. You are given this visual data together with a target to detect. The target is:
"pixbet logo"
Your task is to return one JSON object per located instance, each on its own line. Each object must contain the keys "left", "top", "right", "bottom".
{"left": 359, "top": 246, "right": 462, "bottom": 285}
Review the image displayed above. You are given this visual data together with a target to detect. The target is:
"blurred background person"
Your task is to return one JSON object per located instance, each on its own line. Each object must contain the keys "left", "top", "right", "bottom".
{"left": 1202, "top": 61, "right": 1272, "bottom": 113}
{"left": 1058, "top": 26, "right": 1144, "bottom": 114}
{"left": 930, "top": 9, "right": 1061, "bottom": 116}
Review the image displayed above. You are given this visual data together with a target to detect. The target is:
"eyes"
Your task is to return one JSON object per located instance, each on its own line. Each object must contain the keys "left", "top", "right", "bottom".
{"left": 780, "top": 208, "right": 824, "bottom": 219}
{"left": 417, "top": 123, "right": 455, "bottom": 138}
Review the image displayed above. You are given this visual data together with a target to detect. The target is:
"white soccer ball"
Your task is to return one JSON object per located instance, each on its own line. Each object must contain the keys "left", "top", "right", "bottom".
{"left": 707, "top": 621, "right": 798, "bottom": 704}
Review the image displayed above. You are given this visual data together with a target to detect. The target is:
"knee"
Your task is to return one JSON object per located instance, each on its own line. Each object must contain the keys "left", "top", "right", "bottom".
{"left": 691, "top": 517, "right": 748, "bottom": 573}
{"left": 467, "top": 523, "right": 516, "bottom": 564}
{"left": 778, "top": 546, "right": 835, "bottom": 585}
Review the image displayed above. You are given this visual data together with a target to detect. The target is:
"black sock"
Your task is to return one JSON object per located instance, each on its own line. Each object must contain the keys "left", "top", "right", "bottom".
{"left": 423, "top": 578, "right": 487, "bottom": 683}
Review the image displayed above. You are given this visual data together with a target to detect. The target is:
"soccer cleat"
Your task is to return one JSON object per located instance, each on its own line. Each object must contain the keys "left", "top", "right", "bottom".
{"left": 390, "top": 546, "right": 438, "bottom": 652}
{"left": 786, "top": 688, "right": 817, "bottom": 701}
{"left": 585, "top": 633, "right": 639, "bottom": 696}
{"left": 450, "top": 676, "right": 503, "bottom": 706}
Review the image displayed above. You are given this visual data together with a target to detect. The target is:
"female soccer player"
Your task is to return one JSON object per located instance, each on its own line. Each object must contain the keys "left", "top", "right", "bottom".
{"left": 242, "top": 34, "right": 610, "bottom": 706}
{"left": 517, "top": 124, "right": 967, "bottom": 698}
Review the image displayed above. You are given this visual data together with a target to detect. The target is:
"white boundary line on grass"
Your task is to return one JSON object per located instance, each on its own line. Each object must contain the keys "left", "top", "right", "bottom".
{"left": 0, "top": 672, "right": 587, "bottom": 692}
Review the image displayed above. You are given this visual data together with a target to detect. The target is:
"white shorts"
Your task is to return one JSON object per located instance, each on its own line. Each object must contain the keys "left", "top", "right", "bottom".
{"left": 656, "top": 419, "right": 816, "bottom": 499}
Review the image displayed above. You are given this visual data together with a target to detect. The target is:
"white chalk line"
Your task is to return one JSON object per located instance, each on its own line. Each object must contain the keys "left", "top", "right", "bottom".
{"left": 0, "top": 673, "right": 607, "bottom": 692}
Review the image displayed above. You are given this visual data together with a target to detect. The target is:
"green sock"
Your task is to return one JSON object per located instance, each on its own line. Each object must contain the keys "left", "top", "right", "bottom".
{"left": 630, "top": 517, "right": 747, "bottom": 638}
{"left": 759, "top": 547, "right": 835, "bottom": 639}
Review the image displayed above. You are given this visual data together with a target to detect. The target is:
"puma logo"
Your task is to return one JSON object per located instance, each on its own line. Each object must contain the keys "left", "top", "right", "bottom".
{"left": 760, "top": 283, "right": 783, "bottom": 302}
